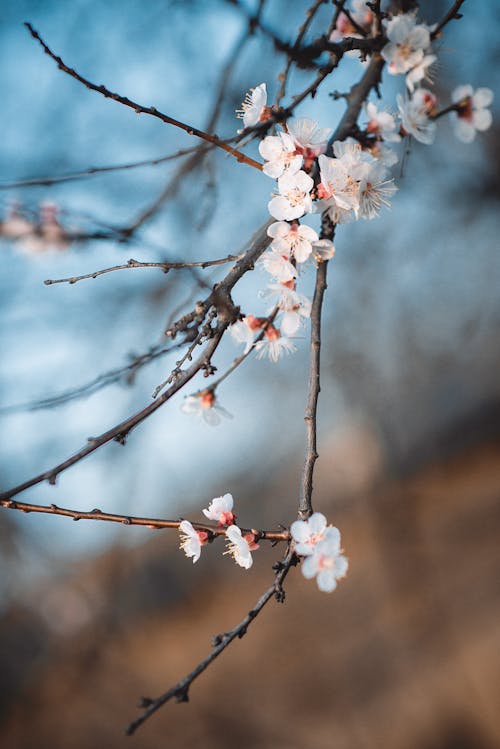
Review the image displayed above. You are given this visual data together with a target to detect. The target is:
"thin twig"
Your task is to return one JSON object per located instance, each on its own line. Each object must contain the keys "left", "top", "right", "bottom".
{"left": 276, "top": 0, "right": 328, "bottom": 106}
{"left": 0, "top": 223, "right": 271, "bottom": 502}
{"left": 125, "top": 547, "right": 296, "bottom": 735}
{"left": 43, "top": 255, "right": 241, "bottom": 286}
{"left": 431, "top": 0, "right": 465, "bottom": 39}
{"left": 24, "top": 23, "right": 262, "bottom": 172}
{"left": 0, "top": 145, "right": 205, "bottom": 189}
{"left": 0, "top": 340, "right": 185, "bottom": 415}
{"left": 0, "top": 499, "right": 289, "bottom": 541}
{"left": 298, "top": 261, "right": 329, "bottom": 520}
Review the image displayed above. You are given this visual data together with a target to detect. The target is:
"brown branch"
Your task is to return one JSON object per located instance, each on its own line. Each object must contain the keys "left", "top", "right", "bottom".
{"left": 24, "top": 23, "right": 262, "bottom": 172}
{"left": 43, "top": 255, "right": 241, "bottom": 286}
{"left": 125, "top": 547, "right": 296, "bottom": 735}
{"left": 326, "top": 51, "right": 385, "bottom": 153}
{"left": 276, "top": 0, "right": 327, "bottom": 106}
{"left": 431, "top": 0, "right": 465, "bottom": 39}
{"left": 0, "top": 222, "right": 271, "bottom": 502}
{"left": 298, "top": 260, "right": 329, "bottom": 520}
{"left": 0, "top": 498, "right": 289, "bottom": 542}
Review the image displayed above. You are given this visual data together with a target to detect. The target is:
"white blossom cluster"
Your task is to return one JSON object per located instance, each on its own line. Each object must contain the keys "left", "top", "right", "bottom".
{"left": 291, "top": 512, "right": 348, "bottom": 593}
{"left": 178, "top": 493, "right": 259, "bottom": 570}
{"left": 180, "top": 3, "right": 493, "bottom": 425}
{"left": 179, "top": 495, "right": 347, "bottom": 594}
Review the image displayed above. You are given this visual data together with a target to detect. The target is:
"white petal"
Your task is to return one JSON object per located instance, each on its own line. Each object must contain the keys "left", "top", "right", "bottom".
{"left": 472, "top": 108, "right": 492, "bottom": 131}
{"left": 473, "top": 87, "right": 493, "bottom": 108}
{"left": 317, "top": 570, "right": 338, "bottom": 592}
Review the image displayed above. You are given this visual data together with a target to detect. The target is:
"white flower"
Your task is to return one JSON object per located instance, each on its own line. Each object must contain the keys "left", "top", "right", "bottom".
{"left": 287, "top": 118, "right": 332, "bottom": 170}
{"left": 406, "top": 54, "right": 436, "bottom": 93}
{"left": 259, "top": 131, "right": 303, "bottom": 178}
{"left": 181, "top": 392, "right": 232, "bottom": 426}
{"left": 291, "top": 512, "right": 328, "bottom": 556}
{"left": 365, "top": 102, "right": 401, "bottom": 142}
{"left": 203, "top": 493, "right": 235, "bottom": 526}
{"left": 356, "top": 161, "right": 397, "bottom": 220}
{"left": 317, "top": 154, "right": 360, "bottom": 213}
{"left": 267, "top": 221, "right": 318, "bottom": 263}
{"left": 179, "top": 520, "right": 208, "bottom": 564}
{"left": 236, "top": 82, "right": 269, "bottom": 129}
{"left": 268, "top": 170, "right": 314, "bottom": 221}
{"left": 312, "top": 238, "right": 335, "bottom": 262}
{"left": 451, "top": 85, "right": 494, "bottom": 143}
{"left": 370, "top": 142, "right": 399, "bottom": 167}
{"left": 255, "top": 325, "right": 297, "bottom": 362}
{"left": 225, "top": 525, "right": 259, "bottom": 569}
{"left": 260, "top": 250, "right": 297, "bottom": 282}
{"left": 397, "top": 88, "right": 437, "bottom": 144}
{"left": 229, "top": 319, "right": 255, "bottom": 354}
{"left": 301, "top": 527, "right": 348, "bottom": 592}
{"left": 382, "top": 13, "right": 431, "bottom": 75}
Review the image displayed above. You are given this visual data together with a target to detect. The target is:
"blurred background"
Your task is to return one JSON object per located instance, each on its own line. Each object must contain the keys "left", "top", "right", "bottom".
{"left": 1, "top": 1, "right": 499, "bottom": 747}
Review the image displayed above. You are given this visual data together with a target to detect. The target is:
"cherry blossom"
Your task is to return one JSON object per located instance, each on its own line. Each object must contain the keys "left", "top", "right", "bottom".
{"left": 451, "top": 85, "right": 494, "bottom": 143}
{"left": 268, "top": 170, "right": 314, "bottom": 221}
{"left": 287, "top": 118, "right": 332, "bottom": 171}
{"left": 317, "top": 154, "right": 360, "bottom": 213}
{"left": 203, "top": 493, "right": 235, "bottom": 526}
{"left": 179, "top": 520, "right": 208, "bottom": 564}
{"left": 259, "top": 131, "right": 303, "bottom": 179}
{"left": 267, "top": 220, "right": 318, "bottom": 264}
{"left": 356, "top": 161, "right": 397, "bottom": 220}
{"left": 225, "top": 525, "right": 259, "bottom": 569}
{"left": 291, "top": 512, "right": 328, "bottom": 555}
{"left": 236, "top": 82, "right": 270, "bottom": 129}
{"left": 181, "top": 391, "right": 232, "bottom": 426}
{"left": 397, "top": 88, "right": 437, "bottom": 145}
{"left": 255, "top": 325, "right": 297, "bottom": 363}
{"left": 301, "top": 527, "right": 348, "bottom": 592}
{"left": 382, "top": 12, "right": 431, "bottom": 75}
{"left": 365, "top": 102, "right": 401, "bottom": 142}
{"left": 229, "top": 315, "right": 267, "bottom": 354}
{"left": 406, "top": 53, "right": 436, "bottom": 93}
{"left": 260, "top": 250, "right": 297, "bottom": 282}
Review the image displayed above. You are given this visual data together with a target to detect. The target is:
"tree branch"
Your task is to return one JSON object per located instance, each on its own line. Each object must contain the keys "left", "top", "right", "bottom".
{"left": 24, "top": 23, "right": 262, "bottom": 172}
{"left": 298, "top": 260, "right": 329, "bottom": 520}
{"left": 0, "top": 498, "right": 289, "bottom": 542}
{"left": 125, "top": 547, "right": 296, "bottom": 735}
{"left": 43, "top": 254, "right": 241, "bottom": 286}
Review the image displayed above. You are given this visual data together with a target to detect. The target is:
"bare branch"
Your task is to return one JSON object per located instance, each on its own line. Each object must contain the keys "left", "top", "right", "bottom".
{"left": 43, "top": 254, "right": 241, "bottom": 286}
{"left": 125, "top": 547, "right": 296, "bottom": 735}
{"left": 298, "top": 260, "right": 329, "bottom": 520}
{"left": 0, "top": 340, "right": 185, "bottom": 415}
{"left": 24, "top": 23, "right": 262, "bottom": 172}
{"left": 0, "top": 498, "right": 289, "bottom": 542}
{"left": 0, "top": 145, "right": 205, "bottom": 189}
{"left": 431, "top": 0, "right": 465, "bottom": 39}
